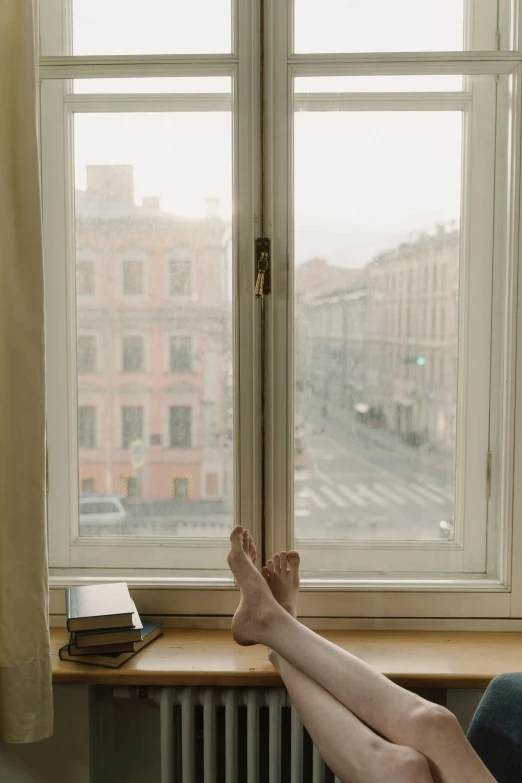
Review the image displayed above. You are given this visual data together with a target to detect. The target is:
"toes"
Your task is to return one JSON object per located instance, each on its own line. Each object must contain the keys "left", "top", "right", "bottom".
{"left": 230, "top": 526, "right": 245, "bottom": 550}
{"left": 273, "top": 553, "right": 281, "bottom": 572}
{"left": 261, "top": 566, "right": 269, "bottom": 581}
{"left": 288, "top": 550, "right": 301, "bottom": 567}
{"left": 280, "top": 551, "right": 288, "bottom": 572}
{"left": 266, "top": 559, "right": 274, "bottom": 574}
{"left": 242, "top": 529, "right": 251, "bottom": 554}
{"left": 252, "top": 546, "right": 257, "bottom": 565}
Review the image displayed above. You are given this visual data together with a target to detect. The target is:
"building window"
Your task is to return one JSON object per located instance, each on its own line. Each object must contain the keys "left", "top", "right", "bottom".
{"left": 80, "top": 475, "right": 97, "bottom": 494}
{"left": 122, "top": 259, "right": 144, "bottom": 296}
{"left": 169, "top": 406, "right": 192, "bottom": 448}
{"left": 433, "top": 264, "right": 438, "bottom": 291}
{"left": 440, "top": 308, "right": 446, "bottom": 339}
{"left": 77, "top": 260, "right": 95, "bottom": 296}
{"left": 169, "top": 336, "right": 192, "bottom": 373}
{"left": 77, "top": 335, "right": 96, "bottom": 373}
{"left": 122, "top": 475, "right": 141, "bottom": 499}
{"left": 121, "top": 405, "right": 144, "bottom": 449}
{"left": 122, "top": 336, "right": 145, "bottom": 372}
{"left": 206, "top": 472, "right": 219, "bottom": 497}
{"left": 431, "top": 307, "right": 437, "bottom": 339}
{"left": 169, "top": 259, "right": 191, "bottom": 297}
{"left": 170, "top": 475, "right": 192, "bottom": 499}
{"left": 78, "top": 406, "right": 96, "bottom": 449}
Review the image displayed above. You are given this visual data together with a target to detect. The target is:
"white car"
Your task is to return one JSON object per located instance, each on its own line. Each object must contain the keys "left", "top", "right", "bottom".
{"left": 79, "top": 495, "right": 127, "bottom": 525}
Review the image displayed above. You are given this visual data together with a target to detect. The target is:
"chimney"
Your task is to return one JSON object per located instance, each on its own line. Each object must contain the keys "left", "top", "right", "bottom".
{"left": 206, "top": 197, "right": 220, "bottom": 219}
{"left": 142, "top": 196, "right": 161, "bottom": 211}
{"left": 86, "top": 165, "right": 134, "bottom": 203}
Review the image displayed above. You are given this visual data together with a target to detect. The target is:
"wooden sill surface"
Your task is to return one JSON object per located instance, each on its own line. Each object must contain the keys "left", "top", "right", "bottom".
{"left": 51, "top": 628, "right": 522, "bottom": 688}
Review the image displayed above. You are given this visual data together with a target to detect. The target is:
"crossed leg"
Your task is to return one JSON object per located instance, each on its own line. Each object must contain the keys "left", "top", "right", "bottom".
{"left": 229, "top": 526, "right": 497, "bottom": 783}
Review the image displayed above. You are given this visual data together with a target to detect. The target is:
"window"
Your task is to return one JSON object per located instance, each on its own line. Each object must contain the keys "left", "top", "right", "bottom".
{"left": 122, "top": 475, "right": 141, "bottom": 499}
{"left": 77, "top": 260, "right": 95, "bottom": 296}
{"left": 80, "top": 475, "right": 96, "bottom": 494}
{"left": 169, "top": 406, "right": 192, "bottom": 449}
{"left": 42, "top": 0, "right": 522, "bottom": 623}
{"left": 78, "top": 406, "right": 96, "bottom": 449}
{"left": 121, "top": 406, "right": 143, "bottom": 449}
{"left": 122, "top": 336, "right": 144, "bottom": 372}
{"left": 77, "top": 335, "right": 96, "bottom": 373}
{"left": 122, "top": 259, "right": 144, "bottom": 296}
{"left": 169, "top": 336, "right": 192, "bottom": 373}
{"left": 170, "top": 475, "right": 191, "bottom": 500}
{"left": 169, "top": 259, "right": 191, "bottom": 297}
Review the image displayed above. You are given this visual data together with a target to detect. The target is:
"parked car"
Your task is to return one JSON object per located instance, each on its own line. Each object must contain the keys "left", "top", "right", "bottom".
{"left": 79, "top": 495, "right": 128, "bottom": 525}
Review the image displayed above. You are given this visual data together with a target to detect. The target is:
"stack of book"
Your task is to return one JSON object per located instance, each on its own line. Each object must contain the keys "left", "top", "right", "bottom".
{"left": 59, "top": 582, "right": 162, "bottom": 669}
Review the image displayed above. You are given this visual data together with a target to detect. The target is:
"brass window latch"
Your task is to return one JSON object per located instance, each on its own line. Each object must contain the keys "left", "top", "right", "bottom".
{"left": 254, "top": 237, "right": 271, "bottom": 299}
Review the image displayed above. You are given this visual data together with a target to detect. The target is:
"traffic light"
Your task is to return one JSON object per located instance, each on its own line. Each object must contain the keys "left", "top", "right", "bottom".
{"left": 404, "top": 355, "right": 427, "bottom": 366}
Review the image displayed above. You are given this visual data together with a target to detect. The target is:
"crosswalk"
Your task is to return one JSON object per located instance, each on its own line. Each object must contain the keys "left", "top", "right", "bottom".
{"left": 295, "top": 477, "right": 452, "bottom": 512}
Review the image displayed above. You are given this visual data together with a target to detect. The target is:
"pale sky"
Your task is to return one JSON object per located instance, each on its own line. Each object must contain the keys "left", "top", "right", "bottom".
{"left": 68, "top": 0, "right": 470, "bottom": 266}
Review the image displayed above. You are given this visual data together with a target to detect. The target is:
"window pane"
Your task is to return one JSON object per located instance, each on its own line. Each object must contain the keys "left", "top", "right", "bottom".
{"left": 295, "top": 76, "right": 464, "bottom": 94}
{"left": 122, "top": 259, "right": 144, "bottom": 296}
{"left": 294, "top": 86, "right": 461, "bottom": 545}
{"left": 122, "top": 336, "right": 144, "bottom": 372}
{"left": 70, "top": 0, "right": 231, "bottom": 55}
{"left": 169, "top": 406, "right": 192, "bottom": 448}
{"left": 73, "top": 77, "right": 232, "bottom": 95}
{"left": 77, "top": 260, "right": 95, "bottom": 296}
{"left": 74, "top": 104, "right": 233, "bottom": 537}
{"left": 294, "top": 0, "right": 465, "bottom": 53}
{"left": 77, "top": 335, "right": 96, "bottom": 373}
{"left": 169, "top": 260, "right": 192, "bottom": 297}
{"left": 78, "top": 406, "right": 96, "bottom": 449}
{"left": 170, "top": 336, "right": 192, "bottom": 372}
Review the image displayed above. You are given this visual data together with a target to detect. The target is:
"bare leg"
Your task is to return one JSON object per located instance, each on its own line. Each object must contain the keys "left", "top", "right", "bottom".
{"left": 270, "top": 651, "right": 434, "bottom": 783}
{"left": 228, "top": 527, "right": 496, "bottom": 783}
{"left": 262, "top": 551, "right": 433, "bottom": 781}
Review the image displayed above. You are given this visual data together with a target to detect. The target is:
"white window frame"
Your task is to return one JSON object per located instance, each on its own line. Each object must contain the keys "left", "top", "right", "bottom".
{"left": 42, "top": 0, "right": 261, "bottom": 587}
{"left": 264, "top": 0, "right": 522, "bottom": 618}
{"left": 41, "top": 0, "right": 522, "bottom": 624}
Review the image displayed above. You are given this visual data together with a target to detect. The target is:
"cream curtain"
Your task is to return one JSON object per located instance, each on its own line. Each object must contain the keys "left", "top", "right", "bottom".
{"left": 0, "top": 0, "right": 53, "bottom": 743}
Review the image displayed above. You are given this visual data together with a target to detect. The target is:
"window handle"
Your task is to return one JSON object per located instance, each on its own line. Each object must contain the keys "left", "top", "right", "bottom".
{"left": 254, "top": 238, "right": 270, "bottom": 299}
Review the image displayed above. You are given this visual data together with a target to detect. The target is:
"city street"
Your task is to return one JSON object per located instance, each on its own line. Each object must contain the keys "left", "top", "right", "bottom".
{"left": 295, "top": 418, "right": 454, "bottom": 541}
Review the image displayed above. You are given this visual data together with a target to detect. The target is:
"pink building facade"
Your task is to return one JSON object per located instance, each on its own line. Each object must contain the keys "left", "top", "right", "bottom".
{"left": 76, "top": 165, "right": 232, "bottom": 506}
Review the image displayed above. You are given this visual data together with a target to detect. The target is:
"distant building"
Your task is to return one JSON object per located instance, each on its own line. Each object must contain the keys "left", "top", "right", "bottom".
{"left": 296, "top": 226, "right": 459, "bottom": 451}
{"left": 366, "top": 226, "right": 458, "bottom": 448}
{"left": 76, "top": 165, "right": 232, "bottom": 505}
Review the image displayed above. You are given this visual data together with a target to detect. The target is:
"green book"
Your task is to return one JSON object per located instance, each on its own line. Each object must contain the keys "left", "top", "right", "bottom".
{"left": 60, "top": 623, "right": 163, "bottom": 668}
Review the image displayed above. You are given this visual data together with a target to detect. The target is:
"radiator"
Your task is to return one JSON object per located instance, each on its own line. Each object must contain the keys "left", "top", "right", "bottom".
{"left": 114, "top": 686, "right": 343, "bottom": 783}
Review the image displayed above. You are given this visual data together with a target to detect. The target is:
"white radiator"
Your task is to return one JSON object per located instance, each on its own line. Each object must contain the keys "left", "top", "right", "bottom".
{"left": 113, "top": 686, "right": 343, "bottom": 783}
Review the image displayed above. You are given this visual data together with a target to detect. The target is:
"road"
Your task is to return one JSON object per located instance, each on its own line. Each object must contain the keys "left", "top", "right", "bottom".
{"left": 295, "top": 419, "right": 454, "bottom": 541}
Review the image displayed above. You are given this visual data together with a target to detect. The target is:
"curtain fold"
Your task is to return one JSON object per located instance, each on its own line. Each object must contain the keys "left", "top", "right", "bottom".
{"left": 0, "top": 0, "right": 53, "bottom": 743}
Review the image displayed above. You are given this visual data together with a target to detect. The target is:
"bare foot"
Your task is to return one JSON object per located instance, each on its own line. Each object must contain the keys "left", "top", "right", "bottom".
{"left": 227, "top": 526, "right": 278, "bottom": 646}
{"left": 262, "top": 550, "right": 300, "bottom": 619}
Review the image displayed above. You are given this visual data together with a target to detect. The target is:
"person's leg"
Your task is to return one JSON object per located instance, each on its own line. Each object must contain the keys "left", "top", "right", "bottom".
{"left": 261, "top": 550, "right": 434, "bottom": 782}
{"left": 269, "top": 650, "right": 434, "bottom": 783}
{"left": 467, "top": 673, "right": 522, "bottom": 783}
{"left": 228, "top": 527, "right": 496, "bottom": 783}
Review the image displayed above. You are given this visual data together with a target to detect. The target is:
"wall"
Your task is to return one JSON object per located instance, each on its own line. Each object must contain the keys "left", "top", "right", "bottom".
{"left": 0, "top": 686, "right": 485, "bottom": 783}
{"left": 0, "top": 686, "right": 89, "bottom": 783}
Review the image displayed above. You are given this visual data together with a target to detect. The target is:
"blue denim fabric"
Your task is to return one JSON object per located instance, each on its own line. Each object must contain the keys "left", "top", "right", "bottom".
{"left": 467, "top": 673, "right": 522, "bottom": 783}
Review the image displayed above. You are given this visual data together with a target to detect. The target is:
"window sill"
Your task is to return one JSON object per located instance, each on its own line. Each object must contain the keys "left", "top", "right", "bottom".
{"left": 51, "top": 628, "right": 522, "bottom": 688}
